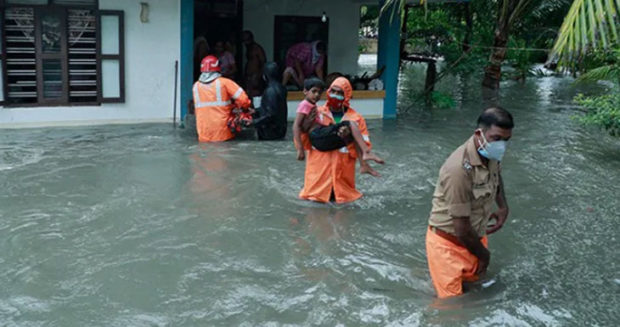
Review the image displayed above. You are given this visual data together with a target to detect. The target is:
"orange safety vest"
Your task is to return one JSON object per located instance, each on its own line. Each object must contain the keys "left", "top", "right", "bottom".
{"left": 192, "top": 77, "right": 251, "bottom": 142}
{"left": 298, "top": 105, "right": 372, "bottom": 203}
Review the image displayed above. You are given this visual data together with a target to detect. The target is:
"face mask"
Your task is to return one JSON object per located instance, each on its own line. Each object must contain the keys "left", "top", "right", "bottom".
{"left": 477, "top": 130, "right": 507, "bottom": 161}
{"left": 327, "top": 92, "right": 345, "bottom": 108}
{"left": 329, "top": 93, "right": 344, "bottom": 101}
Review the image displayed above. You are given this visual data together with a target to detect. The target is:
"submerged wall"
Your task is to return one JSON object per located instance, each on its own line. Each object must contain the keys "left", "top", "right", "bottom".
{"left": 0, "top": 0, "right": 181, "bottom": 127}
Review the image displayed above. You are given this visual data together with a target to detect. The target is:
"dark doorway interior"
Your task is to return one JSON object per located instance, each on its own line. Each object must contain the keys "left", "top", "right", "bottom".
{"left": 273, "top": 15, "right": 329, "bottom": 75}
{"left": 193, "top": 0, "right": 243, "bottom": 83}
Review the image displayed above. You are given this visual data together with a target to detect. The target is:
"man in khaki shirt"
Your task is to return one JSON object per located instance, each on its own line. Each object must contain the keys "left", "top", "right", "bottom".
{"left": 426, "top": 107, "right": 513, "bottom": 298}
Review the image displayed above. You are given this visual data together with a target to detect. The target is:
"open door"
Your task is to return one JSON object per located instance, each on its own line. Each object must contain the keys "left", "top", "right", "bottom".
{"left": 193, "top": 0, "right": 243, "bottom": 83}
{"left": 273, "top": 15, "right": 329, "bottom": 74}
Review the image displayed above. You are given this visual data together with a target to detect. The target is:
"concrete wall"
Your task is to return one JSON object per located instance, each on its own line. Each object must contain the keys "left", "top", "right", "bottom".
{"left": 286, "top": 99, "right": 383, "bottom": 120}
{"left": 0, "top": 0, "right": 180, "bottom": 127}
{"left": 243, "top": 0, "right": 364, "bottom": 77}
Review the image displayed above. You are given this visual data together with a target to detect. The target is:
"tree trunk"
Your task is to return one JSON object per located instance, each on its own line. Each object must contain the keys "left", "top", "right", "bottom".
{"left": 424, "top": 61, "right": 437, "bottom": 103}
{"left": 482, "top": 0, "right": 519, "bottom": 90}
{"left": 462, "top": 2, "right": 473, "bottom": 52}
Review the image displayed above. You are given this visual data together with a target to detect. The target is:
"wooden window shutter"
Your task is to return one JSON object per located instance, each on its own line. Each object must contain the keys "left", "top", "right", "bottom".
{"left": 97, "top": 10, "right": 123, "bottom": 103}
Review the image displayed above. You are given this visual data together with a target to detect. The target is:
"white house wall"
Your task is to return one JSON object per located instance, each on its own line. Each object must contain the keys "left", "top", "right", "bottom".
{"left": 243, "top": 0, "right": 363, "bottom": 77}
{"left": 0, "top": 0, "right": 180, "bottom": 128}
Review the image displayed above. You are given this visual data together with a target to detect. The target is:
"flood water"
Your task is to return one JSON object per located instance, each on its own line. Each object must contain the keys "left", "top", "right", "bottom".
{"left": 1, "top": 65, "right": 619, "bottom": 326}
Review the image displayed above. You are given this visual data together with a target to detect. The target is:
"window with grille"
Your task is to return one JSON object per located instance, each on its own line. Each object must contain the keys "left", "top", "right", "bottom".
{"left": 0, "top": 0, "right": 124, "bottom": 107}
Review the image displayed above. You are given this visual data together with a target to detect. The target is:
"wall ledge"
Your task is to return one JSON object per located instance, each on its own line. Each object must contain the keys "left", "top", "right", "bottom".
{"left": 287, "top": 90, "right": 385, "bottom": 101}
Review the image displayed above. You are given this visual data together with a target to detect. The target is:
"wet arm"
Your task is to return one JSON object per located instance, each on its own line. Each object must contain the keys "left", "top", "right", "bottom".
{"left": 252, "top": 108, "right": 270, "bottom": 126}
{"left": 315, "top": 56, "right": 325, "bottom": 81}
{"left": 443, "top": 166, "right": 488, "bottom": 261}
{"left": 295, "top": 60, "right": 305, "bottom": 85}
{"left": 293, "top": 113, "right": 306, "bottom": 151}
{"left": 496, "top": 173, "right": 508, "bottom": 210}
{"left": 486, "top": 172, "right": 509, "bottom": 234}
{"left": 228, "top": 80, "right": 251, "bottom": 110}
{"left": 300, "top": 107, "right": 316, "bottom": 132}
{"left": 257, "top": 47, "right": 266, "bottom": 68}
{"left": 354, "top": 117, "right": 372, "bottom": 162}
{"left": 453, "top": 217, "right": 490, "bottom": 262}
{"left": 316, "top": 65, "right": 324, "bottom": 81}
{"left": 252, "top": 91, "right": 273, "bottom": 127}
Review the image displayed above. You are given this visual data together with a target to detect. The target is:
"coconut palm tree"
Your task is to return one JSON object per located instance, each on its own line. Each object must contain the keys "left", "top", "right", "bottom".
{"left": 547, "top": 0, "right": 620, "bottom": 70}
{"left": 380, "top": 0, "right": 540, "bottom": 90}
{"left": 481, "top": 0, "right": 540, "bottom": 89}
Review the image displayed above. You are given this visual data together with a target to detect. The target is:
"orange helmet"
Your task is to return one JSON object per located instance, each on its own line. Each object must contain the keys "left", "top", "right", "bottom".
{"left": 200, "top": 55, "right": 220, "bottom": 73}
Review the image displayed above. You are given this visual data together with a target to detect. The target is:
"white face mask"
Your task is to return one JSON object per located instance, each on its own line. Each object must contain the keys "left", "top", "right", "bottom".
{"left": 477, "top": 130, "right": 507, "bottom": 161}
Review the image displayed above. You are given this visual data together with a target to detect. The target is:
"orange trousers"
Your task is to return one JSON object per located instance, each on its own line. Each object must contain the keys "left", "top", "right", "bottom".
{"left": 425, "top": 227, "right": 488, "bottom": 298}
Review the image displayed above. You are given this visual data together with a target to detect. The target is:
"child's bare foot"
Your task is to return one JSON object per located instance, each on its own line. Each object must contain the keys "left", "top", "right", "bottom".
{"left": 360, "top": 164, "right": 381, "bottom": 177}
{"left": 362, "top": 151, "right": 384, "bottom": 164}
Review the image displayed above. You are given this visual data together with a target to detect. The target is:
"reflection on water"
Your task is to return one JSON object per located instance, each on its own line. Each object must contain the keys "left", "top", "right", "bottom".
{"left": 1, "top": 70, "right": 619, "bottom": 326}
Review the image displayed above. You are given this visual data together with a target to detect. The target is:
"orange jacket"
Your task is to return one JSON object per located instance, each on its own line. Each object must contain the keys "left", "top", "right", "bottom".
{"left": 298, "top": 77, "right": 371, "bottom": 203}
{"left": 192, "top": 77, "right": 251, "bottom": 142}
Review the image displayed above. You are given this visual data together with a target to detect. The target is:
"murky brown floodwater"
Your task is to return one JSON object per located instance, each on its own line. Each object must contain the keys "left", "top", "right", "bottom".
{"left": 1, "top": 63, "right": 619, "bottom": 326}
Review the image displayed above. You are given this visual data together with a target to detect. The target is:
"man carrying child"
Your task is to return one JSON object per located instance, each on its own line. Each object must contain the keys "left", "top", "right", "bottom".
{"left": 296, "top": 77, "right": 383, "bottom": 203}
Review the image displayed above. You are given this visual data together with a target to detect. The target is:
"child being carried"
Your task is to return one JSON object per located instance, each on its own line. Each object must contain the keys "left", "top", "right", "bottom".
{"left": 293, "top": 77, "right": 384, "bottom": 176}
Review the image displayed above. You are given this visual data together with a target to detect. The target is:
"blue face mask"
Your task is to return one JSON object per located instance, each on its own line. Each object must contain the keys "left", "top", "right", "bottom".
{"left": 477, "top": 130, "right": 507, "bottom": 161}
{"left": 328, "top": 93, "right": 345, "bottom": 101}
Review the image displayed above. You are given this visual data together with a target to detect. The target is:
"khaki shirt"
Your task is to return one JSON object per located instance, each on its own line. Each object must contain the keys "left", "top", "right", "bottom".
{"left": 429, "top": 136, "right": 500, "bottom": 237}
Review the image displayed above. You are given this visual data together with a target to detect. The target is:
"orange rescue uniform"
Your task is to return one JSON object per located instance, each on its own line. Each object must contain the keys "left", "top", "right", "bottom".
{"left": 426, "top": 227, "right": 488, "bottom": 298}
{"left": 298, "top": 77, "right": 371, "bottom": 203}
{"left": 192, "top": 77, "right": 251, "bottom": 142}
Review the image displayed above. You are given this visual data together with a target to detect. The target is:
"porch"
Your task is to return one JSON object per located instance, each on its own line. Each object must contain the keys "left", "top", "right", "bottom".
{"left": 180, "top": 0, "right": 403, "bottom": 121}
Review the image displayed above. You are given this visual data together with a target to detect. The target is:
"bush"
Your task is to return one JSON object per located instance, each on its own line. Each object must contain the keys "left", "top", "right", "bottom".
{"left": 574, "top": 93, "right": 620, "bottom": 136}
{"left": 430, "top": 91, "right": 456, "bottom": 109}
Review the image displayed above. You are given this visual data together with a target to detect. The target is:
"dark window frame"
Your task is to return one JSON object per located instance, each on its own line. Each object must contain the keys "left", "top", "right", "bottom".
{"left": 0, "top": 0, "right": 127, "bottom": 108}
{"left": 0, "top": 10, "right": 5, "bottom": 107}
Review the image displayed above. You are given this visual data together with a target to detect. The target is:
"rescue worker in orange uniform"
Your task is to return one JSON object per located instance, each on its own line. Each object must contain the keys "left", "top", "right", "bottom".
{"left": 192, "top": 55, "right": 252, "bottom": 142}
{"left": 426, "top": 107, "right": 514, "bottom": 298}
{"left": 298, "top": 77, "right": 378, "bottom": 203}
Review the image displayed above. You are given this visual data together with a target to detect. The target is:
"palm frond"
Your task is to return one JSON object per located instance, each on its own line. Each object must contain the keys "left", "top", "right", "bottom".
{"left": 576, "top": 64, "right": 620, "bottom": 81}
{"left": 531, "top": 0, "right": 572, "bottom": 19}
{"left": 380, "top": 0, "right": 427, "bottom": 26}
{"left": 548, "top": 0, "right": 620, "bottom": 69}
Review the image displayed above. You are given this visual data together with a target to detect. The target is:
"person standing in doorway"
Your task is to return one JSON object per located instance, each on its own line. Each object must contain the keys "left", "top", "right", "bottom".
{"left": 282, "top": 41, "right": 326, "bottom": 89}
{"left": 242, "top": 30, "right": 266, "bottom": 98}
{"left": 426, "top": 107, "right": 514, "bottom": 298}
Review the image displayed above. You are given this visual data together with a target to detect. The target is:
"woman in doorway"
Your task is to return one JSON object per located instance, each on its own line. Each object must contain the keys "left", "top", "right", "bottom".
{"left": 282, "top": 40, "right": 326, "bottom": 89}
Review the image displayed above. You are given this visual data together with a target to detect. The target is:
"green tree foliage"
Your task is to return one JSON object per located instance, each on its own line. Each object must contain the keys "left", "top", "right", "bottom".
{"left": 546, "top": 0, "right": 619, "bottom": 136}
{"left": 399, "top": 1, "right": 572, "bottom": 77}
{"left": 574, "top": 93, "right": 620, "bottom": 136}
{"left": 360, "top": 5, "right": 380, "bottom": 30}
{"left": 572, "top": 47, "right": 620, "bottom": 136}
{"left": 578, "top": 47, "right": 620, "bottom": 83}
{"left": 548, "top": 0, "right": 620, "bottom": 70}
{"left": 403, "top": 2, "right": 493, "bottom": 75}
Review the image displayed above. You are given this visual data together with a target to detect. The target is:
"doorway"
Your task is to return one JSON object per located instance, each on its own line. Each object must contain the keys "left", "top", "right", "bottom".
{"left": 273, "top": 15, "right": 329, "bottom": 76}
{"left": 193, "top": 0, "right": 243, "bottom": 83}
